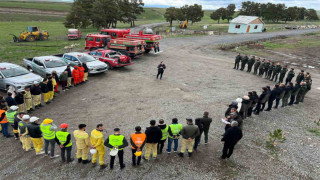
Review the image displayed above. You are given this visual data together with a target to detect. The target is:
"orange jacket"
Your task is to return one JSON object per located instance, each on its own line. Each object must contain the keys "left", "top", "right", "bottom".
{"left": 130, "top": 133, "right": 146, "bottom": 149}
{"left": 79, "top": 67, "right": 85, "bottom": 76}
{"left": 72, "top": 68, "right": 80, "bottom": 78}
{"left": 0, "top": 110, "right": 8, "bottom": 124}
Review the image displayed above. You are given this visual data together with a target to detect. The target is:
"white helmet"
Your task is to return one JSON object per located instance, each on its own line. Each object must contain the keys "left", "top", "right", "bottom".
{"left": 10, "top": 106, "right": 19, "bottom": 111}
{"left": 30, "top": 116, "right": 39, "bottom": 123}
{"left": 22, "top": 115, "right": 30, "bottom": 120}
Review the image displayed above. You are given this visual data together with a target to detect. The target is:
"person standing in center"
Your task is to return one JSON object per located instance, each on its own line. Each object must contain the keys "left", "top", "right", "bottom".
{"left": 40, "top": 119, "right": 59, "bottom": 159}
{"left": 27, "top": 116, "right": 44, "bottom": 155}
{"left": 105, "top": 128, "right": 128, "bottom": 170}
{"left": 166, "top": 118, "right": 183, "bottom": 153}
{"left": 72, "top": 66, "right": 80, "bottom": 86}
{"left": 156, "top": 61, "right": 166, "bottom": 80}
{"left": 31, "top": 81, "right": 42, "bottom": 108}
{"left": 285, "top": 68, "right": 295, "bottom": 85}
{"left": 144, "top": 120, "right": 162, "bottom": 160}
{"left": 74, "top": 124, "right": 91, "bottom": 164}
{"left": 90, "top": 124, "right": 106, "bottom": 169}
{"left": 157, "top": 119, "right": 169, "bottom": 154}
{"left": 265, "top": 84, "right": 280, "bottom": 111}
{"left": 200, "top": 112, "right": 212, "bottom": 144}
{"left": 240, "top": 55, "right": 248, "bottom": 71}
{"left": 130, "top": 126, "right": 146, "bottom": 166}
{"left": 55, "top": 123, "right": 74, "bottom": 163}
{"left": 19, "top": 115, "right": 32, "bottom": 151}
{"left": 178, "top": 119, "right": 199, "bottom": 157}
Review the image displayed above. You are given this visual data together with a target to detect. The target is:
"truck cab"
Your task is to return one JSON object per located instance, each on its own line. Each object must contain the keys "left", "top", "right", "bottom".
{"left": 85, "top": 34, "right": 111, "bottom": 50}
{"left": 100, "top": 29, "right": 130, "bottom": 39}
{"left": 68, "top": 29, "right": 81, "bottom": 40}
{"left": 0, "top": 63, "right": 42, "bottom": 92}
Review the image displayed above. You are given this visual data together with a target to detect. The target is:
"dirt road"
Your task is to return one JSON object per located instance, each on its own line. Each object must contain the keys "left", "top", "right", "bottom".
{"left": 1, "top": 29, "right": 320, "bottom": 179}
{"left": 0, "top": 7, "right": 67, "bottom": 17}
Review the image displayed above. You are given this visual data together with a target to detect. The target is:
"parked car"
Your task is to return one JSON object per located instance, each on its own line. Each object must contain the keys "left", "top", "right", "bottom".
{"left": 54, "top": 52, "right": 108, "bottom": 74}
{"left": 68, "top": 29, "right": 81, "bottom": 40}
{"left": 0, "top": 63, "right": 42, "bottom": 92}
{"left": 88, "top": 49, "right": 133, "bottom": 70}
{"left": 23, "top": 56, "right": 71, "bottom": 77}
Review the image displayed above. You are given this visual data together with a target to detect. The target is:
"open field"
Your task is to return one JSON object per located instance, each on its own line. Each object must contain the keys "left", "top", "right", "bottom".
{"left": 1, "top": 28, "right": 320, "bottom": 179}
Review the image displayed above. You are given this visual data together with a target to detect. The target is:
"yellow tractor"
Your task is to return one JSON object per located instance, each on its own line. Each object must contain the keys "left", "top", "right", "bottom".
{"left": 179, "top": 20, "right": 187, "bottom": 29}
{"left": 11, "top": 26, "right": 49, "bottom": 42}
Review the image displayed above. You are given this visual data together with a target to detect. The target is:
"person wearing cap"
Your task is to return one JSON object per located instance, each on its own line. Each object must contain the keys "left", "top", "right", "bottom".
{"left": 296, "top": 70, "right": 305, "bottom": 84}
{"left": 55, "top": 123, "right": 73, "bottom": 163}
{"left": 27, "top": 116, "right": 45, "bottom": 155}
{"left": 0, "top": 105, "right": 10, "bottom": 138}
{"left": 270, "top": 63, "right": 282, "bottom": 82}
{"left": 72, "top": 66, "right": 80, "bottom": 86}
{"left": 74, "top": 124, "right": 91, "bottom": 164}
{"left": 31, "top": 81, "right": 42, "bottom": 108}
{"left": 105, "top": 128, "right": 128, "bottom": 170}
{"left": 19, "top": 114, "right": 32, "bottom": 151}
{"left": 41, "top": 119, "right": 59, "bottom": 158}
{"left": 52, "top": 70, "right": 60, "bottom": 94}
{"left": 90, "top": 124, "right": 106, "bottom": 169}
{"left": 59, "top": 71, "right": 69, "bottom": 91}
{"left": 246, "top": 55, "right": 255, "bottom": 73}
{"left": 221, "top": 121, "right": 243, "bottom": 159}
{"left": 288, "top": 82, "right": 301, "bottom": 106}
{"left": 24, "top": 87, "right": 34, "bottom": 113}
{"left": 157, "top": 119, "right": 169, "bottom": 154}
{"left": 6, "top": 105, "right": 18, "bottom": 137}
{"left": 265, "top": 84, "right": 280, "bottom": 111}
{"left": 167, "top": 118, "right": 183, "bottom": 153}
{"left": 285, "top": 68, "right": 295, "bottom": 85}
{"left": 130, "top": 126, "right": 146, "bottom": 166}
{"left": 282, "top": 82, "right": 293, "bottom": 107}
{"left": 253, "top": 58, "right": 261, "bottom": 75}
{"left": 15, "top": 90, "right": 25, "bottom": 113}
{"left": 278, "top": 65, "right": 288, "bottom": 84}
{"left": 82, "top": 62, "right": 89, "bottom": 82}
{"left": 178, "top": 119, "right": 199, "bottom": 157}
{"left": 40, "top": 78, "right": 50, "bottom": 104}
{"left": 200, "top": 112, "right": 212, "bottom": 144}
{"left": 240, "top": 54, "right": 248, "bottom": 71}
{"left": 13, "top": 112, "right": 25, "bottom": 140}
{"left": 144, "top": 120, "right": 162, "bottom": 160}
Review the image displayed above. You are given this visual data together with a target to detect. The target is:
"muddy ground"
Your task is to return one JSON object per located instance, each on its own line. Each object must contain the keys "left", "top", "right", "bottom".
{"left": 1, "top": 28, "right": 320, "bottom": 180}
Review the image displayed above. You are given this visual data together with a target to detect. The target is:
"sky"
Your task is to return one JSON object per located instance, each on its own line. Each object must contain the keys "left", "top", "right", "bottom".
{"left": 50, "top": 0, "right": 320, "bottom": 10}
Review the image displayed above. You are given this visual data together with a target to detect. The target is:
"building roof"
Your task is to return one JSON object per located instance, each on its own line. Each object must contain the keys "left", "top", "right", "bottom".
{"left": 230, "top": 16, "right": 264, "bottom": 24}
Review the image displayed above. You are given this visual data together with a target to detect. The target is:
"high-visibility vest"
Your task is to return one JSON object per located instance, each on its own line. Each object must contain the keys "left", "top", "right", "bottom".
{"left": 109, "top": 134, "right": 124, "bottom": 150}
{"left": 161, "top": 125, "right": 169, "bottom": 140}
{"left": 130, "top": 133, "right": 146, "bottom": 149}
{"left": 5, "top": 111, "right": 16, "bottom": 123}
{"left": 18, "top": 121, "right": 28, "bottom": 134}
{"left": 40, "top": 123, "right": 56, "bottom": 140}
{"left": 169, "top": 124, "right": 183, "bottom": 138}
{"left": 0, "top": 110, "right": 8, "bottom": 124}
{"left": 56, "top": 131, "right": 72, "bottom": 147}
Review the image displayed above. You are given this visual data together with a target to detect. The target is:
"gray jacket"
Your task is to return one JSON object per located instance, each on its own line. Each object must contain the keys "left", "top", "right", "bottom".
{"left": 181, "top": 123, "right": 200, "bottom": 139}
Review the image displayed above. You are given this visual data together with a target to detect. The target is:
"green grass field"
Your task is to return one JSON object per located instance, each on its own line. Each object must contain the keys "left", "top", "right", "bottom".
{"left": 0, "top": 1, "right": 71, "bottom": 11}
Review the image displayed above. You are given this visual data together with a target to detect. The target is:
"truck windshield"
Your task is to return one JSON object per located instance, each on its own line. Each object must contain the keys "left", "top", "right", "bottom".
{"left": 1, "top": 67, "right": 29, "bottom": 78}
{"left": 79, "top": 54, "right": 96, "bottom": 62}
{"left": 44, "top": 60, "right": 67, "bottom": 68}
{"left": 109, "top": 52, "right": 121, "bottom": 57}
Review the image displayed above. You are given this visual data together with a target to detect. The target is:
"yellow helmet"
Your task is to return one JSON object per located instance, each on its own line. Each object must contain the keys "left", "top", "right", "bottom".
{"left": 134, "top": 151, "right": 142, "bottom": 157}
{"left": 43, "top": 119, "right": 53, "bottom": 124}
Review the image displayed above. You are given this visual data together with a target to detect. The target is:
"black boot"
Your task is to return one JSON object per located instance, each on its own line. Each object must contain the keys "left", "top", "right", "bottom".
{"left": 78, "top": 158, "right": 82, "bottom": 163}
{"left": 82, "top": 160, "right": 90, "bottom": 164}
{"left": 188, "top": 152, "right": 192, "bottom": 157}
{"left": 178, "top": 152, "right": 184, "bottom": 157}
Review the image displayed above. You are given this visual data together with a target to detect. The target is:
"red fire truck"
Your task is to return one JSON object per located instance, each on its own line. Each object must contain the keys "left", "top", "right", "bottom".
{"left": 107, "top": 38, "right": 145, "bottom": 58}
{"left": 85, "top": 34, "right": 111, "bottom": 50}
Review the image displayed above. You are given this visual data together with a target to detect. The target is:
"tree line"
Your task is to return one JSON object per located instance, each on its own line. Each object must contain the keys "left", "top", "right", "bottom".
{"left": 64, "top": 0, "right": 144, "bottom": 29}
{"left": 211, "top": 1, "right": 319, "bottom": 24}
{"left": 164, "top": 4, "right": 204, "bottom": 27}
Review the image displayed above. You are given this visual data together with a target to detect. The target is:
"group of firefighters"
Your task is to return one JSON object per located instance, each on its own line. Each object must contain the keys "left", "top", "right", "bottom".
{"left": 1, "top": 106, "right": 214, "bottom": 170}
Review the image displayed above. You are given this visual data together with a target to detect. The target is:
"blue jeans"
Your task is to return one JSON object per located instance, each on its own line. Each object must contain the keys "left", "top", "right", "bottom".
{"left": 1, "top": 123, "right": 9, "bottom": 137}
{"left": 167, "top": 138, "right": 178, "bottom": 152}
{"left": 193, "top": 136, "right": 201, "bottom": 150}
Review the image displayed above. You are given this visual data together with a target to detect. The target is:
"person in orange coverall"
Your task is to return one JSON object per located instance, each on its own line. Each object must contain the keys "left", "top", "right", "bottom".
{"left": 72, "top": 66, "right": 80, "bottom": 86}
{"left": 78, "top": 64, "right": 85, "bottom": 84}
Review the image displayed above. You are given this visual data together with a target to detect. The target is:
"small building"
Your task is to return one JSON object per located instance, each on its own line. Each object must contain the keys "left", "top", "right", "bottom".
{"left": 228, "top": 16, "right": 264, "bottom": 34}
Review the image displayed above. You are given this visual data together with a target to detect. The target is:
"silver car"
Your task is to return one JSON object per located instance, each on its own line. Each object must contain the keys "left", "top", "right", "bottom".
{"left": 0, "top": 63, "right": 43, "bottom": 92}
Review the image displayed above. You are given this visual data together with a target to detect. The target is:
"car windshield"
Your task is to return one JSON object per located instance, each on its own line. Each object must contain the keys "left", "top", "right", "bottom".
{"left": 109, "top": 52, "right": 121, "bottom": 56}
{"left": 78, "top": 54, "right": 96, "bottom": 62}
{"left": 68, "top": 31, "right": 78, "bottom": 34}
{"left": 44, "top": 60, "right": 67, "bottom": 68}
{"left": 1, "top": 67, "right": 29, "bottom": 78}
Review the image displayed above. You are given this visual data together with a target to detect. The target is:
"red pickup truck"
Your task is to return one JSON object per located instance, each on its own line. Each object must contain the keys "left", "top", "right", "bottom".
{"left": 88, "top": 49, "right": 133, "bottom": 70}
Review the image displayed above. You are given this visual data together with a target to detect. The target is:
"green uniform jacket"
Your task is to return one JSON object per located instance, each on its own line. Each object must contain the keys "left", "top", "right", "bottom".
{"left": 242, "top": 56, "right": 248, "bottom": 64}
{"left": 273, "top": 65, "right": 282, "bottom": 74}
{"left": 254, "top": 61, "right": 261, "bottom": 69}
{"left": 264, "top": 62, "right": 270, "bottom": 70}
{"left": 280, "top": 68, "right": 288, "bottom": 76}
{"left": 235, "top": 55, "right": 242, "bottom": 63}
{"left": 287, "top": 71, "right": 295, "bottom": 79}
{"left": 268, "top": 65, "right": 275, "bottom": 72}
{"left": 248, "top": 58, "right": 255, "bottom": 66}
{"left": 259, "top": 62, "right": 265, "bottom": 69}
{"left": 296, "top": 74, "right": 305, "bottom": 83}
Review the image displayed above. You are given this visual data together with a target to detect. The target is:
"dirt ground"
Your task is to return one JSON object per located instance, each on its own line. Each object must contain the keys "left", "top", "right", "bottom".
{"left": 0, "top": 7, "right": 67, "bottom": 17}
{"left": 1, "top": 28, "right": 320, "bottom": 180}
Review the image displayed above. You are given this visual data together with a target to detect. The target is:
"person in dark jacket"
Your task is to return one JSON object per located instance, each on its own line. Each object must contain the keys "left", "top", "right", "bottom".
{"left": 156, "top": 61, "right": 166, "bottom": 80}
{"left": 234, "top": 53, "right": 241, "bottom": 70}
{"left": 30, "top": 82, "right": 42, "bottom": 108}
{"left": 52, "top": 71, "right": 60, "bottom": 94}
{"left": 239, "top": 96, "right": 250, "bottom": 119}
{"left": 157, "top": 119, "right": 169, "bottom": 154}
{"left": 47, "top": 75, "right": 54, "bottom": 101}
{"left": 274, "top": 83, "right": 286, "bottom": 108}
{"left": 105, "top": 128, "right": 128, "bottom": 169}
{"left": 240, "top": 55, "right": 248, "bottom": 71}
{"left": 247, "top": 56, "right": 255, "bottom": 72}
{"left": 254, "top": 87, "right": 268, "bottom": 115}
{"left": 258, "top": 59, "right": 265, "bottom": 76}
{"left": 193, "top": 118, "right": 204, "bottom": 151}
{"left": 263, "top": 60, "right": 270, "bottom": 77}
{"left": 294, "top": 82, "right": 307, "bottom": 104}
{"left": 178, "top": 119, "right": 200, "bottom": 157}
{"left": 65, "top": 65, "right": 73, "bottom": 88}
{"left": 296, "top": 70, "right": 305, "bottom": 84}
{"left": 13, "top": 112, "right": 25, "bottom": 139}
{"left": 83, "top": 62, "right": 89, "bottom": 82}
{"left": 144, "top": 120, "right": 162, "bottom": 160}
{"left": 225, "top": 101, "right": 238, "bottom": 117}
{"left": 270, "top": 63, "right": 282, "bottom": 82}
{"left": 302, "top": 79, "right": 312, "bottom": 102}
{"left": 14, "top": 90, "right": 25, "bottom": 112}
{"left": 265, "top": 85, "right": 280, "bottom": 111}
{"left": 278, "top": 65, "right": 288, "bottom": 84}
{"left": 40, "top": 78, "right": 50, "bottom": 104}
{"left": 282, "top": 82, "right": 293, "bottom": 107}
{"left": 253, "top": 58, "right": 261, "bottom": 75}
{"left": 224, "top": 110, "right": 243, "bottom": 132}
{"left": 221, "top": 121, "right": 243, "bottom": 159}
{"left": 288, "top": 82, "right": 300, "bottom": 106}
{"left": 27, "top": 116, "right": 44, "bottom": 155}
{"left": 56, "top": 123, "right": 74, "bottom": 163}
{"left": 0, "top": 96, "right": 7, "bottom": 106}
{"left": 248, "top": 91, "right": 258, "bottom": 117}
{"left": 285, "top": 68, "right": 295, "bottom": 85}
{"left": 267, "top": 62, "right": 275, "bottom": 79}
{"left": 200, "top": 112, "right": 212, "bottom": 144}
{"left": 59, "top": 71, "right": 69, "bottom": 91}
{"left": 5, "top": 92, "right": 17, "bottom": 107}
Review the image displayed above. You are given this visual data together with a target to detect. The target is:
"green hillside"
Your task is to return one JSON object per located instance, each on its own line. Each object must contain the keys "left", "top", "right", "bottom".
{"left": 0, "top": 1, "right": 71, "bottom": 11}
